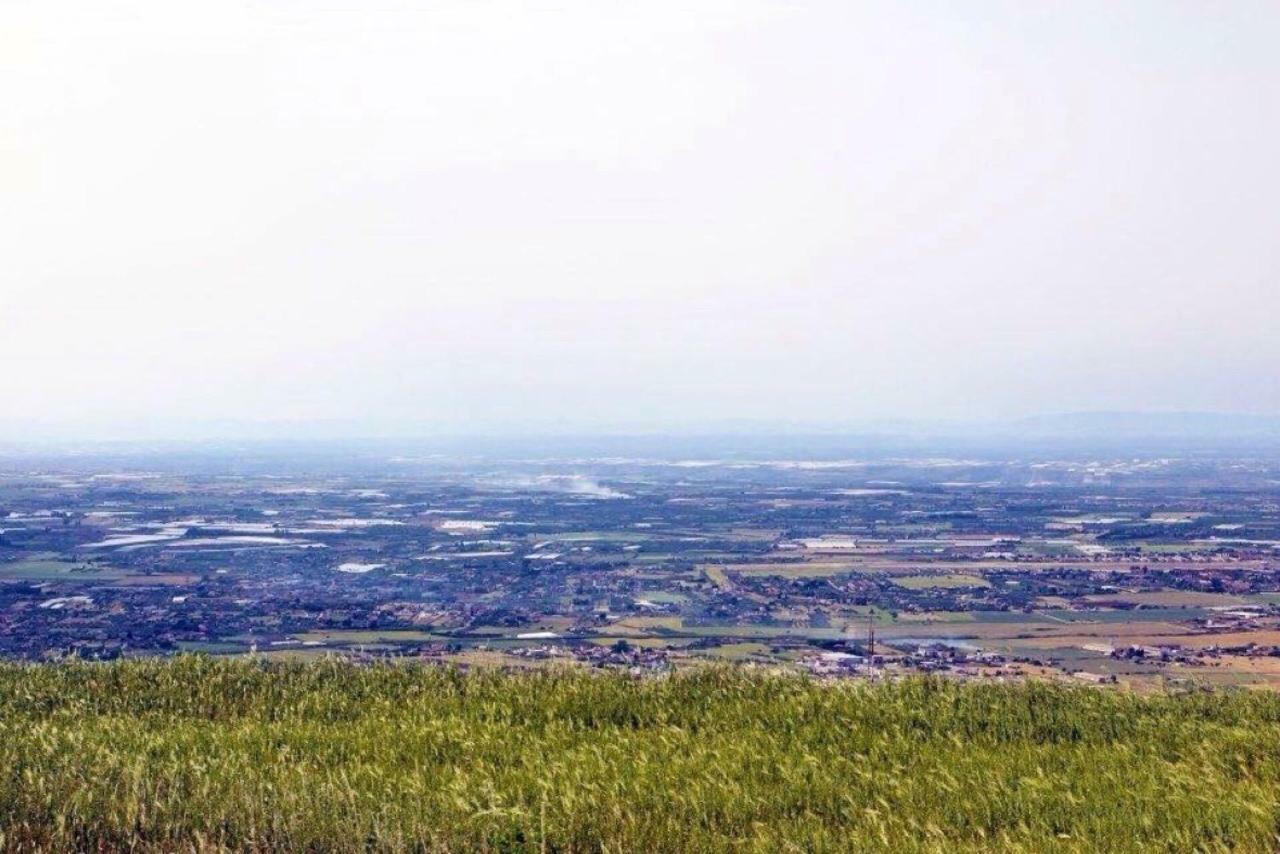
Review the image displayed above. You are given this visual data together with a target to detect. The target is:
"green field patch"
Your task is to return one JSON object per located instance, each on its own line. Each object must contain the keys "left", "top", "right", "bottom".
{"left": 893, "top": 574, "right": 991, "bottom": 590}
{"left": 295, "top": 630, "right": 446, "bottom": 645}
{"left": 636, "top": 590, "right": 689, "bottom": 605}
{"left": 0, "top": 553, "right": 124, "bottom": 581}
{"left": 679, "top": 623, "right": 852, "bottom": 641}
{"left": 550, "top": 532, "right": 652, "bottom": 544}
{"left": 718, "top": 562, "right": 859, "bottom": 579}
{"left": 1038, "top": 607, "right": 1214, "bottom": 624}
{"left": 836, "top": 605, "right": 896, "bottom": 626}
{"left": 964, "top": 610, "right": 1055, "bottom": 624}
{"left": 1136, "top": 544, "right": 1204, "bottom": 554}
{"left": 1085, "top": 591, "right": 1247, "bottom": 608}
{"left": 699, "top": 642, "right": 772, "bottom": 661}
{"left": 612, "top": 616, "right": 683, "bottom": 633}
{"left": 1024, "top": 541, "right": 1084, "bottom": 557}
{"left": 629, "top": 569, "right": 702, "bottom": 582}
{"left": 588, "top": 636, "right": 698, "bottom": 649}
{"left": 896, "top": 610, "right": 978, "bottom": 624}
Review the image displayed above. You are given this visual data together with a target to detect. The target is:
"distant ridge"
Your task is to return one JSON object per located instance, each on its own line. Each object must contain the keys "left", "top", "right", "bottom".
{"left": 2, "top": 411, "right": 1279, "bottom": 460}
{"left": 999, "top": 411, "right": 1280, "bottom": 441}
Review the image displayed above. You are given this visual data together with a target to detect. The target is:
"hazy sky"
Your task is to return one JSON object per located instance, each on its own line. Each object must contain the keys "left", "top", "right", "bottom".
{"left": 3, "top": 1, "right": 1278, "bottom": 437}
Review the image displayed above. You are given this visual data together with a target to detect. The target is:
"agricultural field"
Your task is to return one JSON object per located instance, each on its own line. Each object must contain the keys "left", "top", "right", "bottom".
{"left": 0, "top": 554, "right": 123, "bottom": 581}
{"left": 892, "top": 573, "right": 991, "bottom": 589}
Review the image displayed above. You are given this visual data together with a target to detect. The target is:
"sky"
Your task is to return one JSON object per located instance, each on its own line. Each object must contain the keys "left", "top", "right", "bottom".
{"left": 2, "top": 1, "right": 1278, "bottom": 438}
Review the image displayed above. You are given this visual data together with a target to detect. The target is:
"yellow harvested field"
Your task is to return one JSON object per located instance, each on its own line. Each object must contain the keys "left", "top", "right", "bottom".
{"left": 609, "top": 616, "right": 683, "bottom": 633}
{"left": 878, "top": 621, "right": 1194, "bottom": 643}
{"left": 1163, "top": 631, "right": 1280, "bottom": 649}
{"left": 703, "top": 566, "right": 730, "bottom": 589}
{"left": 714, "top": 562, "right": 860, "bottom": 578}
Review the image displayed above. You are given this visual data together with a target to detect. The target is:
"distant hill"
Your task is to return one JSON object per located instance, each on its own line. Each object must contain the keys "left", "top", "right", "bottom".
{"left": 3, "top": 411, "right": 1279, "bottom": 461}
{"left": 1003, "top": 411, "right": 1280, "bottom": 441}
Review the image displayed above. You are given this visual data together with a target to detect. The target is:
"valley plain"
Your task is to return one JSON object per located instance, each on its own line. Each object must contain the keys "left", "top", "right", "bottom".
{"left": 4, "top": 442, "right": 1280, "bottom": 690}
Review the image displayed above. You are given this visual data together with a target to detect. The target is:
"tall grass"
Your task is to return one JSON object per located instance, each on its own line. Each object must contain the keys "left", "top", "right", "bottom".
{"left": 1, "top": 657, "right": 1279, "bottom": 851}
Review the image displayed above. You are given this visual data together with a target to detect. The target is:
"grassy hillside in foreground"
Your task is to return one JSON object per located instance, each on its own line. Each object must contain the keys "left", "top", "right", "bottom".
{"left": 2, "top": 659, "right": 1280, "bottom": 852}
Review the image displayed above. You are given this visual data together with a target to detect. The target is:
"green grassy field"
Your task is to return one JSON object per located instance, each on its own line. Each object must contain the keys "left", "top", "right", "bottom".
{"left": 2, "top": 657, "right": 1280, "bottom": 851}
{"left": 0, "top": 553, "right": 123, "bottom": 581}
{"left": 892, "top": 573, "right": 992, "bottom": 590}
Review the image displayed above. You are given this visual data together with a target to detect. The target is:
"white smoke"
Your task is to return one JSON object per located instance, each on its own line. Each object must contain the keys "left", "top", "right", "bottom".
{"left": 482, "top": 474, "right": 632, "bottom": 500}
{"left": 549, "top": 475, "right": 632, "bottom": 500}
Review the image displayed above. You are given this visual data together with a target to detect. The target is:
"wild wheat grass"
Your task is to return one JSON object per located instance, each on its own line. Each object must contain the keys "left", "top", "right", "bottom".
{"left": 1, "top": 656, "right": 1278, "bottom": 851}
